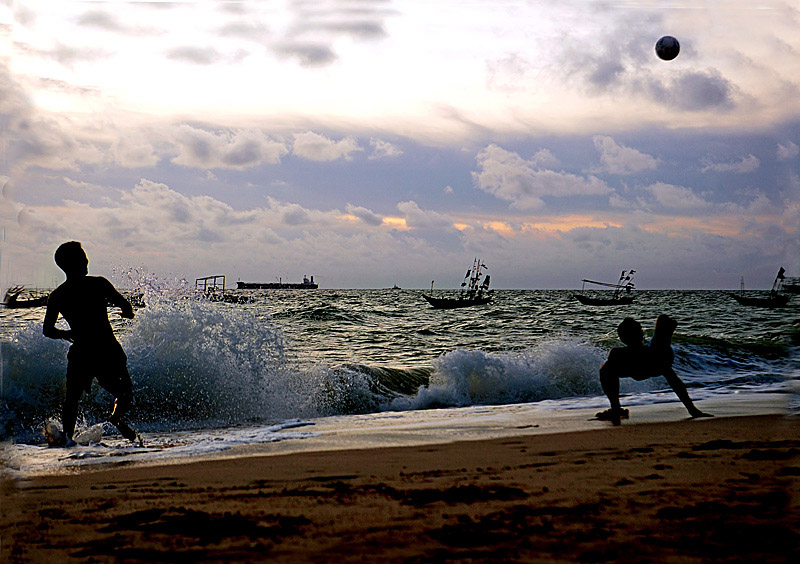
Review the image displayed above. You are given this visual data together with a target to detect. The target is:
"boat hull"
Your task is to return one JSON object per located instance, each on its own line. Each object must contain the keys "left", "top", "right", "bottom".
{"left": 2, "top": 296, "right": 48, "bottom": 308}
{"left": 237, "top": 282, "right": 318, "bottom": 290}
{"left": 422, "top": 294, "right": 491, "bottom": 309}
{"left": 573, "top": 294, "right": 634, "bottom": 306}
{"left": 730, "top": 293, "right": 790, "bottom": 308}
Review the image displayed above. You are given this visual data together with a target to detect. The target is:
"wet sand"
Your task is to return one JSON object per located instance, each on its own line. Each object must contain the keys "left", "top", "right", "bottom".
{"left": 2, "top": 414, "right": 798, "bottom": 563}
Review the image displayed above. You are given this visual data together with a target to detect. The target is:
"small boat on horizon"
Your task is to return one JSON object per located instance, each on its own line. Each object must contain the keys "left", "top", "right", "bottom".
{"left": 423, "top": 258, "right": 492, "bottom": 309}
{"left": 730, "top": 268, "right": 790, "bottom": 308}
{"left": 573, "top": 270, "right": 635, "bottom": 306}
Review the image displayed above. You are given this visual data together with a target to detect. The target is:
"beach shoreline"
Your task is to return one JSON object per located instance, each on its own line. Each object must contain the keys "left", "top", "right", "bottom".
{"left": 3, "top": 411, "right": 798, "bottom": 563}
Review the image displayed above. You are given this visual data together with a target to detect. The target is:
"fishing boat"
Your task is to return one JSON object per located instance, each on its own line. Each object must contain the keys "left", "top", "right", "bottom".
{"left": 195, "top": 275, "right": 252, "bottom": 304}
{"left": 783, "top": 277, "right": 800, "bottom": 294}
{"left": 573, "top": 270, "right": 635, "bottom": 306}
{"left": 2, "top": 285, "right": 49, "bottom": 308}
{"left": 730, "top": 268, "right": 790, "bottom": 308}
{"left": 422, "top": 258, "right": 492, "bottom": 309}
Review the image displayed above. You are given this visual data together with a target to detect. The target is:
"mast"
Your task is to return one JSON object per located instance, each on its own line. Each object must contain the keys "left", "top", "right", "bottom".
{"left": 771, "top": 267, "right": 785, "bottom": 298}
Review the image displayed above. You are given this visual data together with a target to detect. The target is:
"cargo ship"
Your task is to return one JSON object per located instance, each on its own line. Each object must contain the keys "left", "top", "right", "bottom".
{"left": 236, "top": 275, "right": 318, "bottom": 290}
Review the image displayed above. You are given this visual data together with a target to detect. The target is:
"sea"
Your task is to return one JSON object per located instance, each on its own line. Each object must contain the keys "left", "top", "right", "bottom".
{"left": 1, "top": 276, "right": 798, "bottom": 476}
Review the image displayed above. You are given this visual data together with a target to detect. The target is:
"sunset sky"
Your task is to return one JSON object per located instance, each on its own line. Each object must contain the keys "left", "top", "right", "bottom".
{"left": 1, "top": 0, "right": 798, "bottom": 289}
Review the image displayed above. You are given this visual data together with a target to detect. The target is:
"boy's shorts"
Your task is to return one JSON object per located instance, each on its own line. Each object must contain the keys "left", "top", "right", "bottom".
{"left": 66, "top": 341, "right": 131, "bottom": 397}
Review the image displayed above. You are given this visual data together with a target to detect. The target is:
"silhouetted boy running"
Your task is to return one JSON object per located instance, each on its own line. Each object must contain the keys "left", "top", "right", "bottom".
{"left": 43, "top": 241, "right": 139, "bottom": 446}
{"left": 597, "top": 314, "right": 711, "bottom": 425}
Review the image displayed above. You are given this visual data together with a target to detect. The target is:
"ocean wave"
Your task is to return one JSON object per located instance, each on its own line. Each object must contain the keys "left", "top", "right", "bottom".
{"left": 2, "top": 283, "right": 794, "bottom": 443}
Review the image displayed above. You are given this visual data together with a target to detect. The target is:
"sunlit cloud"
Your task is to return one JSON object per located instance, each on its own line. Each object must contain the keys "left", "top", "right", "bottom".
{"left": 473, "top": 144, "right": 611, "bottom": 210}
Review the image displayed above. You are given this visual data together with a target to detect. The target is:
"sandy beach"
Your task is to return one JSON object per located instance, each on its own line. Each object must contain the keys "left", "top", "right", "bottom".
{"left": 2, "top": 413, "right": 798, "bottom": 563}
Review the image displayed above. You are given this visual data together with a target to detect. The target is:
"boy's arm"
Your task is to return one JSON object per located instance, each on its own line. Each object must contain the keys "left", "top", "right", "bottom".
{"left": 102, "top": 278, "right": 134, "bottom": 319}
{"left": 42, "top": 294, "right": 73, "bottom": 341}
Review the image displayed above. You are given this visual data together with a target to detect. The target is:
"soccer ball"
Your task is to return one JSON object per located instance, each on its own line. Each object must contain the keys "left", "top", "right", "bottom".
{"left": 655, "top": 36, "right": 680, "bottom": 61}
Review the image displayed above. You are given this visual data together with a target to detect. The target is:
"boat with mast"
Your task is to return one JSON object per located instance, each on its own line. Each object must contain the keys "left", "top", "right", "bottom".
{"left": 573, "top": 269, "right": 636, "bottom": 305}
{"left": 422, "top": 258, "right": 492, "bottom": 309}
{"left": 1, "top": 285, "right": 49, "bottom": 309}
{"left": 730, "top": 267, "right": 790, "bottom": 308}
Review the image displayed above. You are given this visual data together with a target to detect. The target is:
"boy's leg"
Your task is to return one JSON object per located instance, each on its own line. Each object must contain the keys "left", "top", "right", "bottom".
{"left": 97, "top": 363, "right": 139, "bottom": 441}
{"left": 663, "top": 369, "right": 711, "bottom": 418}
{"left": 599, "top": 361, "right": 622, "bottom": 411}
{"left": 62, "top": 382, "right": 83, "bottom": 442}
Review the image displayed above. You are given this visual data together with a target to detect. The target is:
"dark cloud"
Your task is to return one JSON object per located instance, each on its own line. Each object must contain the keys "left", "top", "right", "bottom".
{"left": 283, "top": 207, "right": 311, "bottom": 226}
{"left": 77, "top": 11, "right": 123, "bottom": 31}
{"left": 346, "top": 204, "right": 383, "bottom": 226}
{"left": 273, "top": 42, "right": 336, "bottom": 66}
{"left": 295, "top": 20, "right": 386, "bottom": 40}
{"left": 76, "top": 9, "right": 163, "bottom": 36}
{"left": 166, "top": 47, "right": 223, "bottom": 65}
{"left": 270, "top": 0, "right": 396, "bottom": 66}
{"left": 218, "top": 21, "right": 271, "bottom": 42}
{"left": 664, "top": 70, "right": 736, "bottom": 111}
{"left": 587, "top": 60, "right": 625, "bottom": 90}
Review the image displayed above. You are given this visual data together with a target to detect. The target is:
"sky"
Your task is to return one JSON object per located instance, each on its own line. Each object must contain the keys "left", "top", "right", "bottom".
{"left": 1, "top": 0, "right": 799, "bottom": 290}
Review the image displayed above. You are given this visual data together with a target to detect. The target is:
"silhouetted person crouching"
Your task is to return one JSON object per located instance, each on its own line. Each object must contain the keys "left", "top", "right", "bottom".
{"left": 43, "top": 241, "right": 139, "bottom": 446}
{"left": 597, "top": 314, "right": 711, "bottom": 425}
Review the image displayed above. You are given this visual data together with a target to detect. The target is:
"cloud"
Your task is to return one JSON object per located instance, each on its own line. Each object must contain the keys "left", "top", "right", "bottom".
{"left": 265, "top": 0, "right": 396, "bottom": 66}
{"left": 166, "top": 47, "right": 224, "bottom": 66}
{"left": 777, "top": 141, "right": 799, "bottom": 161}
{"left": 443, "top": 186, "right": 454, "bottom": 195}
{"left": 272, "top": 42, "right": 336, "bottom": 66}
{"left": 346, "top": 204, "right": 383, "bottom": 226}
{"left": 280, "top": 204, "right": 311, "bottom": 226}
{"left": 653, "top": 70, "right": 737, "bottom": 112}
{"left": 292, "top": 131, "right": 362, "bottom": 161}
{"left": 75, "top": 10, "right": 160, "bottom": 36}
{"left": 170, "top": 125, "right": 289, "bottom": 169}
{"left": 485, "top": 53, "right": 535, "bottom": 92}
{"left": 591, "top": 136, "right": 658, "bottom": 175}
{"left": 369, "top": 138, "right": 402, "bottom": 160}
{"left": 645, "top": 182, "right": 711, "bottom": 210}
{"left": 700, "top": 154, "right": 760, "bottom": 174}
{"left": 397, "top": 201, "right": 453, "bottom": 230}
{"left": 529, "top": 149, "right": 560, "bottom": 170}
{"left": 472, "top": 144, "right": 611, "bottom": 210}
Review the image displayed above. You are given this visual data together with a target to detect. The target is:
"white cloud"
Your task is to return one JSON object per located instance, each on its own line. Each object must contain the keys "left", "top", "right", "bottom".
{"left": 777, "top": 141, "right": 799, "bottom": 161}
{"left": 396, "top": 201, "right": 453, "bottom": 230}
{"left": 170, "top": 125, "right": 288, "bottom": 170}
{"left": 646, "top": 182, "right": 711, "bottom": 210}
{"left": 346, "top": 204, "right": 383, "bottom": 226}
{"left": 700, "top": 154, "right": 760, "bottom": 174}
{"left": 443, "top": 185, "right": 454, "bottom": 195}
{"left": 368, "top": 138, "right": 403, "bottom": 160}
{"left": 530, "top": 149, "right": 560, "bottom": 170}
{"left": 472, "top": 144, "right": 611, "bottom": 210}
{"left": 591, "top": 136, "right": 658, "bottom": 175}
{"left": 292, "top": 132, "right": 363, "bottom": 162}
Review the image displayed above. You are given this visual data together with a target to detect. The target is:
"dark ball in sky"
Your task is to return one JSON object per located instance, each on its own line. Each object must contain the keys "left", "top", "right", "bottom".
{"left": 655, "top": 36, "right": 680, "bottom": 61}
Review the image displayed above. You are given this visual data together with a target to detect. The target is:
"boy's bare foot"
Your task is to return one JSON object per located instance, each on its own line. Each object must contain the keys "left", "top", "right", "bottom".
{"left": 109, "top": 416, "right": 139, "bottom": 442}
{"left": 595, "top": 408, "right": 629, "bottom": 425}
{"left": 690, "top": 411, "right": 713, "bottom": 418}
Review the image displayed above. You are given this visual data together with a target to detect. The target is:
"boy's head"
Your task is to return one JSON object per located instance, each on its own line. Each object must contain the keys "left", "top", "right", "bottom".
{"left": 54, "top": 241, "right": 88, "bottom": 277}
{"left": 617, "top": 317, "right": 644, "bottom": 346}
{"left": 655, "top": 314, "right": 678, "bottom": 336}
